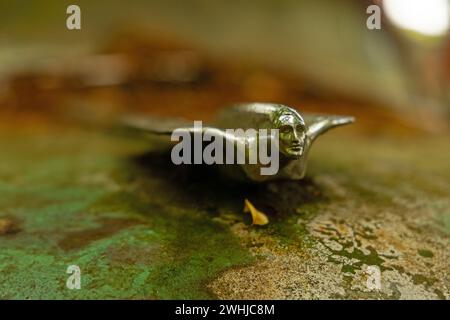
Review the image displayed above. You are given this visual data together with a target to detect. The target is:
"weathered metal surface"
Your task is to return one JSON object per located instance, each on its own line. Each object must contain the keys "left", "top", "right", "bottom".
{"left": 0, "top": 122, "right": 448, "bottom": 299}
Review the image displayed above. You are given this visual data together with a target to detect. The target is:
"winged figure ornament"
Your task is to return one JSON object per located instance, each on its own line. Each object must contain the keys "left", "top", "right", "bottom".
{"left": 121, "top": 103, "right": 354, "bottom": 183}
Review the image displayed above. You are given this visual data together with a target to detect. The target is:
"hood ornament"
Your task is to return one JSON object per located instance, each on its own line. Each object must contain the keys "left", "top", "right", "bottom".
{"left": 122, "top": 103, "right": 354, "bottom": 183}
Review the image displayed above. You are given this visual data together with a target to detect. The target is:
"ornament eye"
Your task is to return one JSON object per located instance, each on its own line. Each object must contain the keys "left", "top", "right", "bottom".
{"left": 296, "top": 124, "right": 305, "bottom": 132}
{"left": 279, "top": 125, "right": 291, "bottom": 134}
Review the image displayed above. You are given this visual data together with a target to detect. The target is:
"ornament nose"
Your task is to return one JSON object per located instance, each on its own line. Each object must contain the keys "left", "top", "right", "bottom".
{"left": 292, "top": 130, "right": 300, "bottom": 143}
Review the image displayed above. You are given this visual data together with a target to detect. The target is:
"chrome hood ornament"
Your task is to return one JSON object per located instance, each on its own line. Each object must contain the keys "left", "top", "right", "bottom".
{"left": 122, "top": 103, "right": 354, "bottom": 182}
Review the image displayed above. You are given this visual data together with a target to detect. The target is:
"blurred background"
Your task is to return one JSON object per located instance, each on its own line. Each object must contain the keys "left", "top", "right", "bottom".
{"left": 0, "top": 0, "right": 449, "bottom": 133}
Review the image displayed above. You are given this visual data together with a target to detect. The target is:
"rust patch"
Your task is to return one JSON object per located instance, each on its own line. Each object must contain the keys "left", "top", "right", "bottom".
{"left": 0, "top": 217, "right": 21, "bottom": 235}
{"left": 58, "top": 217, "right": 144, "bottom": 251}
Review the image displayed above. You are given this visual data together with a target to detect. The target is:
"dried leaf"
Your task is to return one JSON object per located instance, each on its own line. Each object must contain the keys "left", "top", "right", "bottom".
{"left": 243, "top": 199, "right": 269, "bottom": 226}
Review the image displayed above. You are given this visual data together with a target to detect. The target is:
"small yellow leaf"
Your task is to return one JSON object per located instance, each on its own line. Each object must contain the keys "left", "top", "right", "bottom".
{"left": 243, "top": 199, "right": 269, "bottom": 226}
